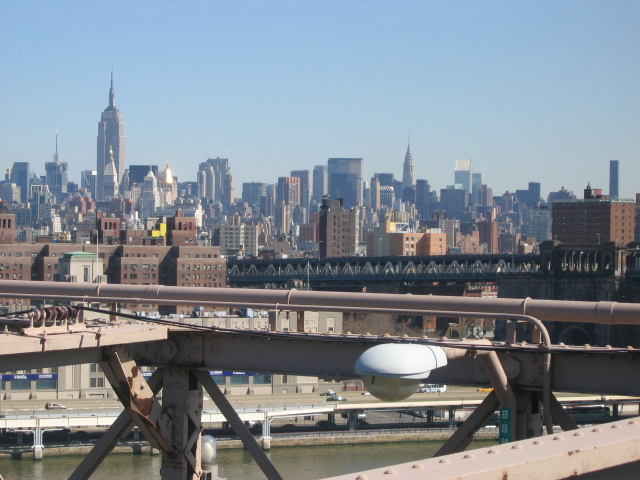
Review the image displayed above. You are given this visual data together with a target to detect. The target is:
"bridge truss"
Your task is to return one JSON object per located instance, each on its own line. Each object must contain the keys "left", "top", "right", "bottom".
{"left": 228, "top": 253, "right": 541, "bottom": 288}
{"left": 1, "top": 280, "right": 640, "bottom": 479}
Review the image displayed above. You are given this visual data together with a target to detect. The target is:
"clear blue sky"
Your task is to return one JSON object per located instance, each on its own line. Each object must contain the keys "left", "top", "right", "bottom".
{"left": 1, "top": 1, "right": 639, "bottom": 200}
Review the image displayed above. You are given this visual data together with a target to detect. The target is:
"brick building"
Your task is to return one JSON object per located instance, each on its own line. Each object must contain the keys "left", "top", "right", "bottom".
{"left": 552, "top": 184, "right": 635, "bottom": 245}
{"left": 0, "top": 242, "right": 226, "bottom": 316}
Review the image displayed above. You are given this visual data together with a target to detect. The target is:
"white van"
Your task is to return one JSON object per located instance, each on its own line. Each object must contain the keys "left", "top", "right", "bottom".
{"left": 418, "top": 384, "right": 447, "bottom": 393}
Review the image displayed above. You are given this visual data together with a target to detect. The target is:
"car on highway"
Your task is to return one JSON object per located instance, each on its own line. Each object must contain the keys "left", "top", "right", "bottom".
{"left": 326, "top": 395, "right": 348, "bottom": 402}
{"left": 45, "top": 402, "right": 66, "bottom": 410}
{"left": 361, "top": 391, "right": 371, "bottom": 395}
{"left": 319, "top": 390, "right": 337, "bottom": 396}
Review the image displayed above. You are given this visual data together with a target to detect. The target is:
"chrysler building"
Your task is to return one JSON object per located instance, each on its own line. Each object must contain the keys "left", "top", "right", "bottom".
{"left": 402, "top": 139, "right": 414, "bottom": 189}
{"left": 96, "top": 72, "right": 126, "bottom": 200}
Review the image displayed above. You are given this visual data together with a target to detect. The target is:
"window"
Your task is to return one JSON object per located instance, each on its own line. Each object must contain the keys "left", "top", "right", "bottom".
{"left": 253, "top": 374, "right": 272, "bottom": 385}
{"left": 230, "top": 375, "right": 250, "bottom": 385}
{"left": 10, "top": 378, "right": 31, "bottom": 390}
{"left": 36, "top": 378, "right": 57, "bottom": 390}
{"left": 90, "top": 377, "right": 104, "bottom": 388}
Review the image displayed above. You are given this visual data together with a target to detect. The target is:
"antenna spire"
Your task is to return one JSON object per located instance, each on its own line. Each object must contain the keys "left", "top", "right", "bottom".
{"left": 108, "top": 69, "right": 116, "bottom": 108}
{"left": 53, "top": 126, "right": 60, "bottom": 163}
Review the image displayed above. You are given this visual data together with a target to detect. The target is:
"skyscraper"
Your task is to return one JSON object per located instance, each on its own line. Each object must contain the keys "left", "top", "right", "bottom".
{"left": 291, "top": 169, "right": 311, "bottom": 212}
{"left": 45, "top": 129, "right": 68, "bottom": 202}
{"left": 610, "top": 160, "right": 619, "bottom": 200}
{"left": 327, "top": 158, "right": 363, "bottom": 209}
{"left": 402, "top": 141, "right": 414, "bottom": 189}
{"left": 312, "top": 165, "right": 327, "bottom": 205}
{"left": 10, "top": 162, "right": 30, "bottom": 204}
{"left": 198, "top": 157, "right": 234, "bottom": 209}
{"left": 96, "top": 73, "right": 126, "bottom": 201}
{"left": 454, "top": 159, "right": 473, "bottom": 193}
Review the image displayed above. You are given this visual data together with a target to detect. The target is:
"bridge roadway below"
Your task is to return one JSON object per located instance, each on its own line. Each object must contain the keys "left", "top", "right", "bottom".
{"left": 3, "top": 393, "right": 636, "bottom": 433}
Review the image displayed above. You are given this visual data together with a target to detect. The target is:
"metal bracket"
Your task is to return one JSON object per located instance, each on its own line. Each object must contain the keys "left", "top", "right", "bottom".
{"left": 101, "top": 346, "right": 175, "bottom": 454}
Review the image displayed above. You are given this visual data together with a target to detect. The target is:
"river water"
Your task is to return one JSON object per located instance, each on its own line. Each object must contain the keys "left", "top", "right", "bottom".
{"left": 0, "top": 440, "right": 495, "bottom": 479}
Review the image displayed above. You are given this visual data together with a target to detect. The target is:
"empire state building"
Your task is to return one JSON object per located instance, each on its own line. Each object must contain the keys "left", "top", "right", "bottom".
{"left": 96, "top": 73, "right": 126, "bottom": 200}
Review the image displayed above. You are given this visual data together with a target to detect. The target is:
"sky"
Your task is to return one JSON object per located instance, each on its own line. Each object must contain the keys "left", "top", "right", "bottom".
{"left": 1, "top": 1, "right": 639, "bottom": 200}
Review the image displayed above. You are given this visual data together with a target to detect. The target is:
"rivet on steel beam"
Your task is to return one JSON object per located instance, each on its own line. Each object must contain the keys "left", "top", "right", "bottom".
{"left": 511, "top": 444, "right": 523, "bottom": 450}
{"left": 584, "top": 344, "right": 592, "bottom": 349}
{"left": 463, "top": 454, "right": 476, "bottom": 459}
{"left": 552, "top": 436, "right": 564, "bottom": 441}
{"left": 355, "top": 475, "right": 369, "bottom": 480}
{"left": 592, "top": 428, "right": 602, "bottom": 433}
{"left": 383, "top": 469, "right": 397, "bottom": 475}
{"left": 573, "top": 432, "right": 585, "bottom": 437}
{"left": 411, "top": 464, "right": 425, "bottom": 469}
{"left": 628, "top": 420, "right": 639, "bottom": 425}
{"left": 487, "top": 449, "right": 500, "bottom": 455}
{"left": 438, "top": 459, "right": 451, "bottom": 464}
{"left": 611, "top": 424, "right": 621, "bottom": 429}
{"left": 533, "top": 440, "right": 544, "bottom": 445}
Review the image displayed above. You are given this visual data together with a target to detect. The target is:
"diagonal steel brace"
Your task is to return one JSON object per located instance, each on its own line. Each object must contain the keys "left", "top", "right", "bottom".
{"left": 69, "top": 368, "right": 165, "bottom": 480}
{"left": 193, "top": 369, "right": 284, "bottom": 480}
{"left": 101, "top": 346, "right": 175, "bottom": 454}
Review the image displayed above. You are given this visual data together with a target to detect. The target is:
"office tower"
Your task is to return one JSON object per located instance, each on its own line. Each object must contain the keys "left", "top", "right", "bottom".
{"left": 319, "top": 196, "right": 359, "bottom": 258}
{"left": 440, "top": 185, "right": 468, "bottom": 219}
{"left": 327, "top": 158, "right": 363, "bottom": 209}
{"left": 478, "top": 212, "right": 500, "bottom": 253}
{"left": 276, "top": 177, "right": 301, "bottom": 207}
{"left": 547, "top": 186, "right": 576, "bottom": 205}
{"left": 402, "top": 141, "right": 414, "bottom": 189}
{"left": 138, "top": 168, "right": 160, "bottom": 221}
{"left": 45, "top": 130, "right": 68, "bottom": 202}
{"left": 515, "top": 182, "right": 541, "bottom": 208}
{"left": 380, "top": 186, "right": 395, "bottom": 209}
{"left": 96, "top": 73, "right": 126, "bottom": 201}
{"left": 0, "top": 182, "right": 20, "bottom": 203}
{"left": 370, "top": 176, "right": 381, "bottom": 212}
{"left": 610, "top": 160, "right": 619, "bottom": 200}
{"left": 81, "top": 170, "right": 97, "bottom": 195}
{"left": 454, "top": 159, "right": 473, "bottom": 193}
{"left": 502, "top": 192, "right": 516, "bottom": 213}
{"left": 291, "top": 169, "right": 311, "bottom": 212}
{"left": 242, "top": 182, "right": 267, "bottom": 209}
{"left": 128, "top": 165, "right": 160, "bottom": 189}
{"left": 471, "top": 172, "right": 483, "bottom": 205}
{"left": 415, "top": 179, "right": 432, "bottom": 219}
{"left": 375, "top": 173, "right": 395, "bottom": 187}
{"left": 552, "top": 184, "right": 635, "bottom": 244}
{"left": 10, "top": 162, "right": 30, "bottom": 204}
{"left": 198, "top": 157, "right": 234, "bottom": 209}
{"left": 529, "top": 203, "right": 551, "bottom": 243}
{"left": 312, "top": 165, "right": 327, "bottom": 205}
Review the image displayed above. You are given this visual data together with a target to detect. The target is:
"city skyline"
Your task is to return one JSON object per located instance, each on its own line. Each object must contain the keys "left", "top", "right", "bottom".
{"left": 1, "top": 2, "right": 639, "bottom": 199}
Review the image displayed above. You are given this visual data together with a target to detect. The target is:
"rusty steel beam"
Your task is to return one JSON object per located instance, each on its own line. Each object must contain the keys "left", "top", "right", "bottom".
{"left": 3, "top": 280, "right": 640, "bottom": 325}
{"left": 0, "top": 322, "right": 167, "bottom": 372}
{"left": 131, "top": 330, "right": 640, "bottom": 397}
{"left": 321, "top": 417, "right": 640, "bottom": 480}
{"left": 194, "top": 370, "right": 284, "bottom": 480}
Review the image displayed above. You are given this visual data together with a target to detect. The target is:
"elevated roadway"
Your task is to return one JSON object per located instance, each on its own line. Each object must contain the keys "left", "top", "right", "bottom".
{"left": 228, "top": 253, "right": 540, "bottom": 288}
